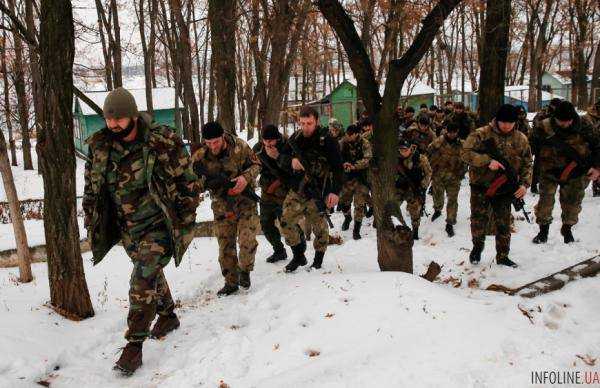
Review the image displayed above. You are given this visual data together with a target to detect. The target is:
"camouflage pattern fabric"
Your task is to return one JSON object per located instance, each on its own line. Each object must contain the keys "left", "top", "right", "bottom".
{"left": 280, "top": 190, "right": 328, "bottom": 252}
{"left": 192, "top": 133, "right": 260, "bottom": 285}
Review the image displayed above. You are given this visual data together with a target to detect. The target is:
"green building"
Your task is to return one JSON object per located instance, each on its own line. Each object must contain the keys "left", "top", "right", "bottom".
{"left": 73, "top": 87, "right": 183, "bottom": 154}
{"left": 307, "top": 79, "right": 436, "bottom": 129}
{"left": 309, "top": 80, "right": 359, "bottom": 129}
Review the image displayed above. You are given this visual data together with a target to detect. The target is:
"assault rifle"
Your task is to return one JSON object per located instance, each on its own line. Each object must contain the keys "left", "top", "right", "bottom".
{"left": 195, "top": 164, "right": 260, "bottom": 219}
{"left": 480, "top": 138, "right": 532, "bottom": 223}
{"left": 542, "top": 135, "right": 591, "bottom": 184}
{"left": 289, "top": 142, "right": 334, "bottom": 228}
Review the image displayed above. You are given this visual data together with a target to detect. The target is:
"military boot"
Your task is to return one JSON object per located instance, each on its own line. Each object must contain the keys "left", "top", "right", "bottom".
{"left": 114, "top": 342, "right": 143, "bottom": 375}
{"left": 352, "top": 221, "right": 362, "bottom": 240}
{"left": 239, "top": 271, "right": 251, "bottom": 289}
{"left": 150, "top": 313, "right": 180, "bottom": 339}
{"left": 285, "top": 243, "right": 307, "bottom": 272}
{"left": 341, "top": 215, "right": 352, "bottom": 231}
{"left": 311, "top": 251, "right": 325, "bottom": 269}
{"left": 561, "top": 224, "right": 575, "bottom": 244}
{"left": 217, "top": 283, "right": 239, "bottom": 297}
{"left": 532, "top": 224, "right": 549, "bottom": 244}
{"left": 496, "top": 256, "right": 518, "bottom": 268}
{"left": 431, "top": 210, "right": 442, "bottom": 222}
{"left": 266, "top": 249, "right": 287, "bottom": 263}
{"left": 445, "top": 223, "right": 455, "bottom": 237}
{"left": 469, "top": 241, "right": 484, "bottom": 264}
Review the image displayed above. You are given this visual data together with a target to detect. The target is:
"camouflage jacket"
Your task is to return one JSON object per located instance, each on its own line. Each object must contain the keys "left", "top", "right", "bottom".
{"left": 253, "top": 138, "right": 291, "bottom": 204}
{"left": 461, "top": 120, "right": 533, "bottom": 189}
{"left": 402, "top": 124, "right": 436, "bottom": 154}
{"left": 339, "top": 135, "right": 372, "bottom": 184}
{"left": 427, "top": 135, "right": 467, "bottom": 179}
{"left": 396, "top": 150, "right": 432, "bottom": 193}
{"left": 447, "top": 111, "right": 475, "bottom": 139}
{"left": 83, "top": 113, "right": 200, "bottom": 266}
{"left": 281, "top": 126, "right": 344, "bottom": 197}
{"left": 530, "top": 117, "right": 600, "bottom": 179}
{"left": 191, "top": 133, "right": 260, "bottom": 216}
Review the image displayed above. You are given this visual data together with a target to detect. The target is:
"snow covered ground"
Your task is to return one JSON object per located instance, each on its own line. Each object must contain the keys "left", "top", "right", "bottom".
{"left": 1, "top": 177, "right": 600, "bottom": 387}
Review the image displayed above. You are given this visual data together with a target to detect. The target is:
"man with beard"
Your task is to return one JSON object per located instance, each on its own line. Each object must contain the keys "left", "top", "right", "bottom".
{"left": 83, "top": 87, "right": 200, "bottom": 374}
{"left": 447, "top": 102, "right": 475, "bottom": 140}
{"left": 279, "top": 106, "right": 343, "bottom": 272}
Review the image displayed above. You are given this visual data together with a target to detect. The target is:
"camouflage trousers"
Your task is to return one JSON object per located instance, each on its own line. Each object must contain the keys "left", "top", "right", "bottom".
{"left": 281, "top": 190, "right": 329, "bottom": 252}
{"left": 260, "top": 199, "right": 284, "bottom": 253}
{"left": 397, "top": 189, "right": 423, "bottom": 230}
{"left": 432, "top": 175, "right": 461, "bottom": 225}
{"left": 339, "top": 179, "right": 370, "bottom": 222}
{"left": 470, "top": 188, "right": 511, "bottom": 259}
{"left": 122, "top": 228, "right": 174, "bottom": 343}
{"left": 534, "top": 175, "right": 588, "bottom": 226}
{"left": 213, "top": 197, "right": 259, "bottom": 286}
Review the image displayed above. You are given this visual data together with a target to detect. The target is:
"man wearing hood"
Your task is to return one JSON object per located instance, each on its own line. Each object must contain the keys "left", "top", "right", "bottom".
{"left": 582, "top": 99, "right": 600, "bottom": 196}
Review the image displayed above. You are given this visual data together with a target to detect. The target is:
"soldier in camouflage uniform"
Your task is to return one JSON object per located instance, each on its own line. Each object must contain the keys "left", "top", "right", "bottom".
{"left": 432, "top": 108, "right": 447, "bottom": 136}
{"left": 83, "top": 87, "right": 200, "bottom": 374}
{"left": 427, "top": 122, "right": 467, "bottom": 237}
{"left": 359, "top": 117, "right": 375, "bottom": 218}
{"left": 279, "top": 106, "right": 344, "bottom": 272}
{"left": 461, "top": 104, "right": 532, "bottom": 268}
{"left": 338, "top": 124, "right": 373, "bottom": 240}
{"left": 253, "top": 124, "right": 297, "bottom": 263}
{"left": 532, "top": 98, "right": 562, "bottom": 127}
{"left": 447, "top": 102, "right": 475, "bottom": 140}
{"left": 515, "top": 105, "right": 531, "bottom": 138}
{"left": 530, "top": 101, "right": 600, "bottom": 244}
{"left": 191, "top": 122, "right": 261, "bottom": 296}
{"left": 400, "top": 106, "right": 416, "bottom": 130}
{"left": 402, "top": 114, "right": 437, "bottom": 154}
{"left": 582, "top": 99, "right": 600, "bottom": 197}
{"left": 395, "top": 139, "right": 432, "bottom": 240}
{"left": 328, "top": 118, "right": 345, "bottom": 142}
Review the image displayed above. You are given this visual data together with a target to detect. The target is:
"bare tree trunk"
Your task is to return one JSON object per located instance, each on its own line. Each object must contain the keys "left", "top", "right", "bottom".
{"left": 171, "top": 0, "right": 201, "bottom": 143}
{"left": 110, "top": 0, "right": 123, "bottom": 88}
{"left": 208, "top": 0, "right": 237, "bottom": 133}
{"left": 7, "top": 0, "right": 33, "bottom": 170}
{"left": 478, "top": 0, "right": 511, "bottom": 123}
{"left": 316, "top": 0, "right": 460, "bottom": 273}
{"left": 95, "top": 0, "right": 113, "bottom": 90}
{"left": 1, "top": 31, "right": 18, "bottom": 166}
{"left": 0, "top": 129, "right": 32, "bottom": 282}
{"left": 137, "top": 0, "right": 154, "bottom": 114}
{"left": 592, "top": 39, "right": 600, "bottom": 103}
{"left": 24, "top": 0, "right": 42, "bottom": 172}
{"left": 38, "top": 0, "right": 94, "bottom": 320}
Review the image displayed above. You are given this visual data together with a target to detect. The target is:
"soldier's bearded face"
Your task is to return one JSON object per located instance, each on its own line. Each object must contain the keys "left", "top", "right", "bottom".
{"left": 205, "top": 136, "right": 225, "bottom": 155}
{"left": 299, "top": 115, "right": 318, "bottom": 137}
{"left": 497, "top": 121, "right": 516, "bottom": 133}
{"left": 106, "top": 117, "right": 133, "bottom": 133}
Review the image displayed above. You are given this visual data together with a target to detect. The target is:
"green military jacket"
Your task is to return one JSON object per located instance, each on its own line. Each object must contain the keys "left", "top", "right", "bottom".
{"left": 461, "top": 120, "right": 533, "bottom": 189}
{"left": 427, "top": 134, "right": 467, "bottom": 179}
{"left": 83, "top": 113, "right": 200, "bottom": 266}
